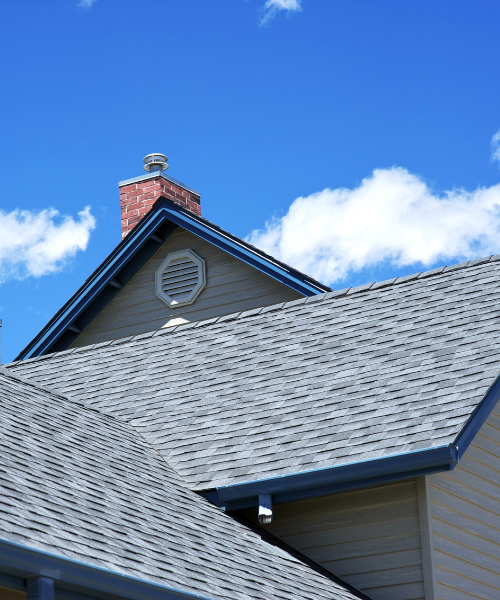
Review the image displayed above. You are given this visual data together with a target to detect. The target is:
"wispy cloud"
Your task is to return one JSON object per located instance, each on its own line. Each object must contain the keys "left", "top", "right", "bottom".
{"left": 491, "top": 129, "right": 500, "bottom": 167}
{"left": 247, "top": 167, "right": 500, "bottom": 286}
{"left": 0, "top": 207, "right": 96, "bottom": 284}
{"left": 260, "top": 0, "right": 302, "bottom": 25}
{"left": 78, "top": 0, "right": 98, "bottom": 8}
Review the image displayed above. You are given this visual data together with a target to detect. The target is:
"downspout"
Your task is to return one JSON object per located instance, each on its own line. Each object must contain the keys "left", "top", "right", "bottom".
{"left": 28, "top": 576, "right": 54, "bottom": 600}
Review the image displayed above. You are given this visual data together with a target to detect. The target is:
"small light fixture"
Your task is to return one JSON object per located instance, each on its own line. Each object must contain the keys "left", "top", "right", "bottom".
{"left": 258, "top": 494, "right": 273, "bottom": 524}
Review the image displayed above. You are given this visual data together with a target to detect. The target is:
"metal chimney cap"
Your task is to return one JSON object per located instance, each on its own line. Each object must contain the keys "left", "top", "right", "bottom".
{"left": 143, "top": 153, "right": 169, "bottom": 173}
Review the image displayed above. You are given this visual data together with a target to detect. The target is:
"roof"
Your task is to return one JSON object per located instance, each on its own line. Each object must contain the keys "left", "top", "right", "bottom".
{"left": 0, "top": 367, "right": 366, "bottom": 600}
{"left": 17, "top": 197, "right": 330, "bottom": 361}
{"left": 8, "top": 255, "right": 500, "bottom": 505}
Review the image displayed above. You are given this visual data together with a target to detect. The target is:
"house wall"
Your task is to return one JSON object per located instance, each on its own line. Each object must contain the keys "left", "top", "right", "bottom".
{"left": 0, "top": 586, "right": 25, "bottom": 600}
{"left": 71, "top": 227, "right": 302, "bottom": 347}
{"left": 243, "top": 480, "right": 426, "bottom": 600}
{"left": 428, "top": 399, "right": 500, "bottom": 600}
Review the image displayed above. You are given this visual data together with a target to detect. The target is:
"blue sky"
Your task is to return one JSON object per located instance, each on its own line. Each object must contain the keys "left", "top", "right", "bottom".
{"left": 1, "top": 0, "right": 500, "bottom": 362}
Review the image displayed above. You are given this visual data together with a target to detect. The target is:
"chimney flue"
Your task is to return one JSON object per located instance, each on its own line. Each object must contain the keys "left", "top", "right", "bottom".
{"left": 143, "top": 153, "right": 168, "bottom": 173}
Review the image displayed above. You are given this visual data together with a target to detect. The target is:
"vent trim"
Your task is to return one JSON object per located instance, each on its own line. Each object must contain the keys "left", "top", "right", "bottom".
{"left": 155, "top": 249, "right": 206, "bottom": 308}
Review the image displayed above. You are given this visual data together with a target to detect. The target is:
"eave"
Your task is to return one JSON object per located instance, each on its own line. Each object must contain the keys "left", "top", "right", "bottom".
{"left": 201, "top": 444, "right": 459, "bottom": 511}
{"left": 202, "top": 368, "right": 500, "bottom": 511}
{"left": 0, "top": 537, "right": 214, "bottom": 600}
{"left": 16, "top": 197, "right": 330, "bottom": 360}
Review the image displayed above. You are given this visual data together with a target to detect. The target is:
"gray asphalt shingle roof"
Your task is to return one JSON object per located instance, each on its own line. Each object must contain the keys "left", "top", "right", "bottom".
{"left": 0, "top": 368, "right": 364, "bottom": 600}
{"left": 8, "top": 256, "right": 500, "bottom": 492}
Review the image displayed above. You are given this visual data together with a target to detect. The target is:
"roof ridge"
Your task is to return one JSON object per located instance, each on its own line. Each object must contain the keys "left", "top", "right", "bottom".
{"left": 0, "top": 364, "right": 190, "bottom": 480}
{"left": 8, "top": 252, "right": 500, "bottom": 366}
{"left": 0, "top": 365, "right": 119, "bottom": 421}
{"left": 2, "top": 366, "right": 199, "bottom": 492}
{"left": 0, "top": 365, "right": 71, "bottom": 400}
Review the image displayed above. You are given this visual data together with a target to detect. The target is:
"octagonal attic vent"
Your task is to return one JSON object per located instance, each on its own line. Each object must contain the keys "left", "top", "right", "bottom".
{"left": 155, "top": 249, "right": 206, "bottom": 308}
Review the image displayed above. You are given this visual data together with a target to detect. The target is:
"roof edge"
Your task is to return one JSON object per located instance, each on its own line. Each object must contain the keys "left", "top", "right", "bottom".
{"left": 201, "top": 444, "right": 458, "bottom": 510}
{"left": 14, "top": 206, "right": 173, "bottom": 361}
{"left": 155, "top": 199, "right": 328, "bottom": 295}
{"left": 15, "top": 197, "right": 329, "bottom": 361}
{"left": 454, "top": 367, "right": 500, "bottom": 459}
{"left": 0, "top": 537, "right": 215, "bottom": 600}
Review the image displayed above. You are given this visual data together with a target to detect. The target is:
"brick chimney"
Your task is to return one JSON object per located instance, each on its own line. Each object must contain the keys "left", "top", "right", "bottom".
{"left": 119, "top": 154, "right": 201, "bottom": 238}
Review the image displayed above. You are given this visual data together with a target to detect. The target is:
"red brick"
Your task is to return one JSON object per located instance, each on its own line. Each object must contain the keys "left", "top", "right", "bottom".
{"left": 120, "top": 175, "right": 201, "bottom": 236}
{"left": 142, "top": 178, "right": 161, "bottom": 188}
{"left": 145, "top": 190, "right": 162, "bottom": 199}
{"left": 122, "top": 208, "right": 139, "bottom": 217}
{"left": 125, "top": 191, "right": 142, "bottom": 200}
{"left": 145, "top": 192, "right": 156, "bottom": 200}
{"left": 125, "top": 202, "right": 144, "bottom": 211}
{"left": 119, "top": 184, "right": 137, "bottom": 193}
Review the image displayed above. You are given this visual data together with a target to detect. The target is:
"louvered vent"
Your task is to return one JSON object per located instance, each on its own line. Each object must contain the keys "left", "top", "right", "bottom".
{"left": 162, "top": 258, "right": 199, "bottom": 303}
{"left": 155, "top": 249, "right": 206, "bottom": 308}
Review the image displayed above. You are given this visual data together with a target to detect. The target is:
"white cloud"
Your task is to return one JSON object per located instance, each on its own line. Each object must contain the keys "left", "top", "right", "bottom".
{"left": 0, "top": 207, "right": 96, "bottom": 284}
{"left": 78, "top": 0, "right": 97, "bottom": 8}
{"left": 261, "top": 0, "right": 302, "bottom": 25}
{"left": 491, "top": 130, "right": 500, "bottom": 166}
{"left": 247, "top": 167, "right": 500, "bottom": 285}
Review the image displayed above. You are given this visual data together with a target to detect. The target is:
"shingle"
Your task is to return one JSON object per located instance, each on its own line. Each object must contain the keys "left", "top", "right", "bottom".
{"left": 305, "top": 293, "right": 328, "bottom": 303}
{"left": 394, "top": 273, "right": 420, "bottom": 284}
{"left": 347, "top": 283, "right": 373, "bottom": 295}
{"left": 0, "top": 371, "right": 362, "bottom": 600}
{"left": 468, "top": 256, "right": 492, "bottom": 266}
{"left": 8, "top": 258, "right": 500, "bottom": 496}
{"left": 418, "top": 267, "right": 445, "bottom": 279}
{"left": 324, "top": 288, "right": 351, "bottom": 298}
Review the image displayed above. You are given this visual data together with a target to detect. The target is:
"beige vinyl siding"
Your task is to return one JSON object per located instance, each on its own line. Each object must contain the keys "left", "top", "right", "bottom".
{"left": 243, "top": 480, "right": 425, "bottom": 600}
{"left": 0, "top": 587, "right": 25, "bottom": 600}
{"left": 71, "top": 227, "right": 302, "bottom": 347}
{"left": 428, "top": 400, "right": 500, "bottom": 600}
